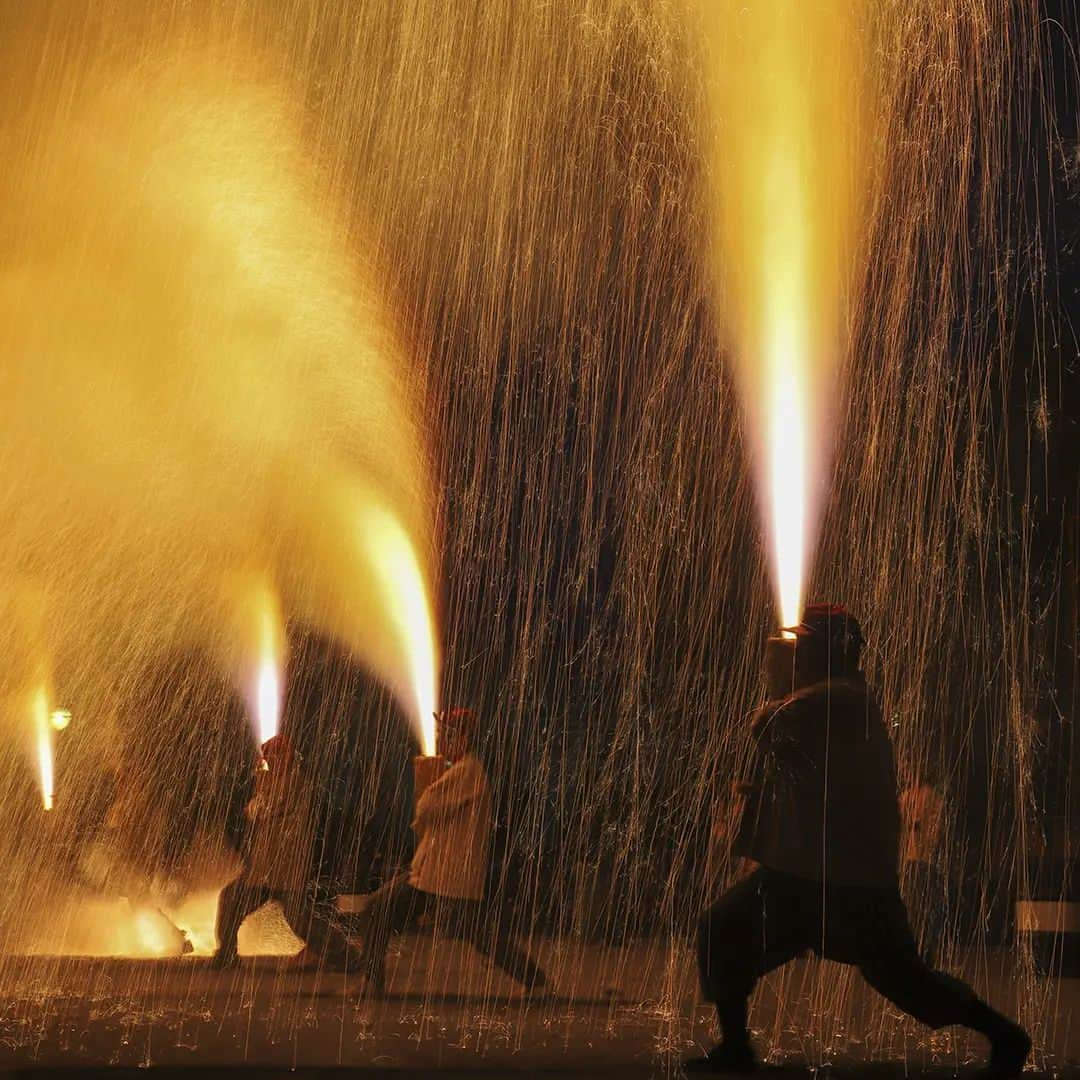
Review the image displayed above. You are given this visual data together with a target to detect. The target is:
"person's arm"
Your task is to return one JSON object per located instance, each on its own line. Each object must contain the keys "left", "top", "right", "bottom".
{"left": 413, "top": 759, "right": 484, "bottom": 832}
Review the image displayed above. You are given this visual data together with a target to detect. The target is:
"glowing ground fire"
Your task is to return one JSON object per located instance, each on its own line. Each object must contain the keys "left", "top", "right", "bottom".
{"left": 705, "top": 1, "right": 871, "bottom": 629}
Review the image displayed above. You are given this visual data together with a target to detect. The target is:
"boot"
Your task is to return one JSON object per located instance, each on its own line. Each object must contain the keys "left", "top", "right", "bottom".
{"left": 966, "top": 998, "right": 1031, "bottom": 1079}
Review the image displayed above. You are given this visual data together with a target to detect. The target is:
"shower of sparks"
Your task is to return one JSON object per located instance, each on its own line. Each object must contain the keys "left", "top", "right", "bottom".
{"left": 0, "top": 1, "right": 1071, "bottom": 1072}
{"left": 705, "top": 1, "right": 871, "bottom": 631}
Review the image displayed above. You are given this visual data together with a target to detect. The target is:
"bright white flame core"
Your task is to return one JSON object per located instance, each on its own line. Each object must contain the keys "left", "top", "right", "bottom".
{"left": 255, "top": 655, "right": 280, "bottom": 746}
{"left": 229, "top": 577, "right": 285, "bottom": 747}
{"left": 33, "top": 685, "right": 53, "bottom": 811}
{"left": 361, "top": 504, "right": 439, "bottom": 755}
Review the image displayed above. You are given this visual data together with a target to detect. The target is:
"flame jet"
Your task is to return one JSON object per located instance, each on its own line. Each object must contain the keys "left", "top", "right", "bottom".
{"left": 32, "top": 684, "right": 54, "bottom": 811}
{"left": 0, "top": 54, "right": 440, "bottom": 752}
{"left": 703, "top": 2, "right": 873, "bottom": 628}
{"left": 221, "top": 574, "right": 286, "bottom": 747}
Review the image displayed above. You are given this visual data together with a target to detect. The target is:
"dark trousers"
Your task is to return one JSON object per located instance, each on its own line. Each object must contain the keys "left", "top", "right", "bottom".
{"left": 216, "top": 878, "right": 356, "bottom": 966}
{"left": 903, "top": 861, "right": 949, "bottom": 966}
{"left": 698, "top": 868, "right": 978, "bottom": 1030}
{"left": 357, "top": 876, "right": 546, "bottom": 992}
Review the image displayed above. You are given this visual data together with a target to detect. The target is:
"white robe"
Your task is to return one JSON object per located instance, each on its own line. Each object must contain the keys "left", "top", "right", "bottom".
{"left": 409, "top": 754, "right": 492, "bottom": 901}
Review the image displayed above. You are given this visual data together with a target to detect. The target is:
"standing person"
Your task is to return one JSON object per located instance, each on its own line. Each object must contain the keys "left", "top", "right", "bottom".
{"left": 355, "top": 708, "right": 547, "bottom": 997}
{"left": 900, "top": 763, "right": 948, "bottom": 964}
{"left": 213, "top": 734, "right": 358, "bottom": 970}
{"left": 689, "top": 605, "right": 1030, "bottom": 1078}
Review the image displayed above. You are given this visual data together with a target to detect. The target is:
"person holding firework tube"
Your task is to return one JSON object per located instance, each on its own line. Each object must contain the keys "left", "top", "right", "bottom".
{"left": 689, "top": 605, "right": 1029, "bottom": 1078}
{"left": 354, "top": 707, "right": 546, "bottom": 997}
{"left": 213, "top": 734, "right": 359, "bottom": 970}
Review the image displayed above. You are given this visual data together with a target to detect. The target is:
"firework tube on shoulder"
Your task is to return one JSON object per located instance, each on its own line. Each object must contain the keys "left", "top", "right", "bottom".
{"left": 413, "top": 707, "right": 474, "bottom": 803}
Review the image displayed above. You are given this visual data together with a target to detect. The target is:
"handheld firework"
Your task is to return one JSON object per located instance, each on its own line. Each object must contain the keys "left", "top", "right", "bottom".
{"left": 413, "top": 707, "right": 474, "bottom": 806}
{"left": 764, "top": 604, "right": 865, "bottom": 699}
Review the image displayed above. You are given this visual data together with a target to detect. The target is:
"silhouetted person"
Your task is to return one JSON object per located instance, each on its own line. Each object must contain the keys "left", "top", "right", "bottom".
{"left": 689, "top": 605, "right": 1030, "bottom": 1078}
{"left": 213, "top": 734, "right": 358, "bottom": 970}
{"left": 355, "top": 708, "right": 546, "bottom": 997}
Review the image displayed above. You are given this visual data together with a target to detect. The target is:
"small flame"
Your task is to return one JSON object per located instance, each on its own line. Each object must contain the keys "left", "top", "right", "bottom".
{"left": 229, "top": 576, "right": 285, "bottom": 747}
{"left": 255, "top": 651, "right": 281, "bottom": 746}
{"left": 361, "top": 504, "right": 439, "bottom": 755}
{"left": 49, "top": 708, "right": 72, "bottom": 731}
{"left": 33, "top": 685, "right": 54, "bottom": 811}
{"left": 254, "top": 585, "right": 284, "bottom": 745}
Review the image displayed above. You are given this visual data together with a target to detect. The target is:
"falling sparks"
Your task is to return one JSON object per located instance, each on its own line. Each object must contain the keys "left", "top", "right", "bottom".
{"left": 0, "top": 2, "right": 1070, "bottom": 1071}
{"left": 704, "top": 1, "right": 872, "bottom": 631}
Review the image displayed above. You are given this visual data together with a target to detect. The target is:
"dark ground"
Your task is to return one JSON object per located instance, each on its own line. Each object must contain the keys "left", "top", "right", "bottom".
{"left": 0, "top": 931, "right": 1073, "bottom": 1078}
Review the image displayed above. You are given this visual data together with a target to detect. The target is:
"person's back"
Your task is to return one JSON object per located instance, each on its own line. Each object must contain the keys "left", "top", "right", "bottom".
{"left": 736, "top": 675, "right": 900, "bottom": 887}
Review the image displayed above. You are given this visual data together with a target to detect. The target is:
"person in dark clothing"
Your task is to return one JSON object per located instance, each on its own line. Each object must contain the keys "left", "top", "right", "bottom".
{"left": 213, "top": 735, "right": 359, "bottom": 971}
{"left": 355, "top": 708, "right": 546, "bottom": 997}
{"left": 689, "top": 605, "right": 1030, "bottom": 1078}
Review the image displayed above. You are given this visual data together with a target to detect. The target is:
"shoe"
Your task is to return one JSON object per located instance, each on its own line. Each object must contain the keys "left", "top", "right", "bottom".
{"left": 978, "top": 1019, "right": 1031, "bottom": 1078}
{"left": 684, "top": 1041, "right": 758, "bottom": 1074}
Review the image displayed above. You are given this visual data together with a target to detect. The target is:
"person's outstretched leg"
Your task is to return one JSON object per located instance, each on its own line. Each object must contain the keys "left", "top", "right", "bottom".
{"left": 354, "top": 876, "right": 425, "bottom": 996}
{"left": 214, "top": 879, "right": 271, "bottom": 967}
{"left": 857, "top": 893, "right": 1030, "bottom": 1079}
{"left": 461, "top": 902, "right": 547, "bottom": 992}
{"left": 281, "top": 890, "right": 361, "bottom": 972}
{"left": 688, "top": 869, "right": 811, "bottom": 1074}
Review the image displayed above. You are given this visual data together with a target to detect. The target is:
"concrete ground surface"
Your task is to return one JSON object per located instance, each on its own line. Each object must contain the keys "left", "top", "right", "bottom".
{"left": 0, "top": 933, "right": 1074, "bottom": 1077}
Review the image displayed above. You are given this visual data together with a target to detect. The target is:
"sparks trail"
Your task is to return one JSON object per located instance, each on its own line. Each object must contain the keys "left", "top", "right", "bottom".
{"left": 0, "top": 1, "right": 1072, "bottom": 1072}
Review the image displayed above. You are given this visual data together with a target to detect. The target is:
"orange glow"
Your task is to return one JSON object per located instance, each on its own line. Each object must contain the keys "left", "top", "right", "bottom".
{"left": 705, "top": 1, "right": 871, "bottom": 630}
{"left": 360, "top": 503, "right": 439, "bottom": 756}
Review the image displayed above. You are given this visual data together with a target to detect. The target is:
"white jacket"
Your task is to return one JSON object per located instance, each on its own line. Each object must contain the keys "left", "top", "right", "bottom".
{"left": 409, "top": 754, "right": 491, "bottom": 901}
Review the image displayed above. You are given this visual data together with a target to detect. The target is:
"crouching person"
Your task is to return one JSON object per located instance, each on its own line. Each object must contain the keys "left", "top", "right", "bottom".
{"left": 690, "top": 606, "right": 1029, "bottom": 1079}
{"left": 355, "top": 708, "right": 546, "bottom": 997}
{"left": 213, "top": 734, "right": 358, "bottom": 971}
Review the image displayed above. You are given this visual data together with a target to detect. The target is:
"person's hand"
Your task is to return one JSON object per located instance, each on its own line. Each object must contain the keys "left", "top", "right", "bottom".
{"left": 413, "top": 754, "right": 447, "bottom": 802}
